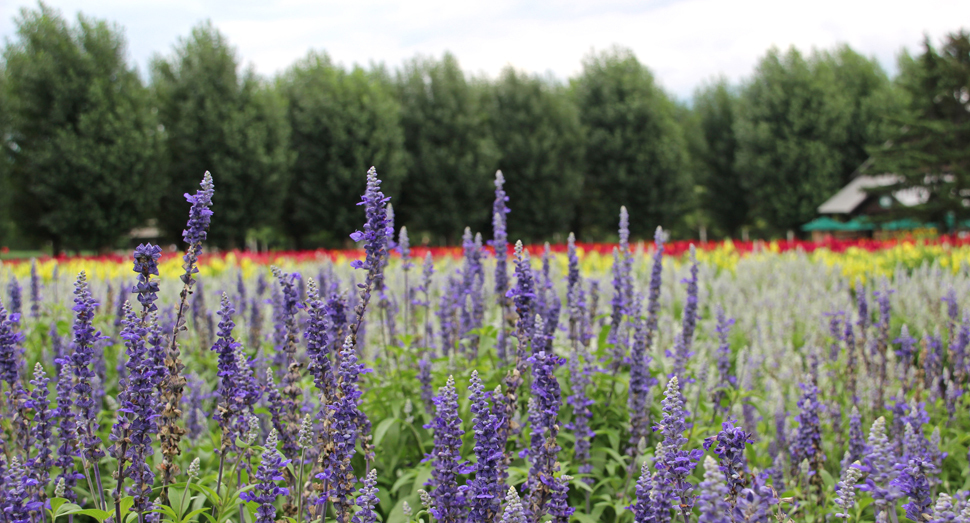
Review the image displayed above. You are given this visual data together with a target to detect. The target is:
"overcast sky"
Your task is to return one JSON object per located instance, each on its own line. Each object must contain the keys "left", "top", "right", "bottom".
{"left": 1, "top": 0, "right": 967, "bottom": 100}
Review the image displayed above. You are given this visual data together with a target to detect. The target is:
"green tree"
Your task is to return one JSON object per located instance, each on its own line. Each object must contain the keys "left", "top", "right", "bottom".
{"left": 486, "top": 67, "right": 584, "bottom": 242}
{"left": 3, "top": 4, "right": 158, "bottom": 252}
{"left": 152, "top": 21, "right": 291, "bottom": 248}
{"left": 868, "top": 31, "right": 970, "bottom": 229}
{"left": 572, "top": 47, "right": 692, "bottom": 239}
{"left": 735, "top": 45, "right": 901, "bottom": 235}
{"left": 280, "top": 52, "right": 405, "bottom": 248}
{"left": 691, "top": 78, "right": 746, "bottom": 237}
{"left": 395, "top": 53, "right": 499, "bottom": 243}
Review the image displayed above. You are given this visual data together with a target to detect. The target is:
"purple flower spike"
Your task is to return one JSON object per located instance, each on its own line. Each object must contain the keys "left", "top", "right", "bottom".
{"left": 351, "top": 469, "right": 379, "bottom": 523}
{"left": 834, "top": 460, "right": 862, "bottom": 520}
{"left": 893, "top": 459, "right": 933, "bottom": 522}
{"left": 789, "top": 380, "right": 824, "bottom": 480}
{"left": 656, "top": 376, "right": 703, "bottom": 519}
{"left": 241, "top": 430, "right": 292, "bottom": 523}
{"left": 425, "top": 375, "right": 466, "bottom": 523}
{"left": 29, "top": 259, "right": 41, "bottom": 318}
{"left": 8, "top": 277, "right": 22, "bottom": 317}
{"left": 628, "top": 295, "right": 655, "bottom": 448}
{"left": 697, "top": 456, "right": 731, "bottom": 523}
{"left": 507, "top": 240, "right": 536, "bottom": 362}
{"left": 468, "top": 371, "right": 507, "bottom": 523}
{"left": 501, "top": 486, "right": 526, "bottom": 523}
{"left": 181, "top": 171, "right": 215, "bottom": 285}
{"left": 350, "top": 166, "right": 391, "bottom": 288}
{"left": 212, "top": 293, "right": 243, "bottom": 452}
{"left": 0, "top": 301, "right": 25, "bottom": 387}
{"left": 27, "top": 363, "right": 54, "bottom": 494}
{"left": 132, "top": 243, "right": 163, "bottom": 315}
{"left": 703, "top": 421, "right": 752, "bottom": 503}
{"left": 69, "top": 271, "right": 107, "bottom": 463}
{"left": 493, "top": 170, "right": 510, "bottom": 299}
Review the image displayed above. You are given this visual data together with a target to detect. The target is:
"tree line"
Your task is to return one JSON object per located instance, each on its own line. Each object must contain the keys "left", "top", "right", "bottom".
{"left": 0, "top": 4, "right": 964, "bottom": 252}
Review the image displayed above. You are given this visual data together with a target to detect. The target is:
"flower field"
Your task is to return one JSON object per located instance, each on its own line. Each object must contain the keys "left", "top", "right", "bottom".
{"left": 1, "top": 169, "right": 970, "bottom": 523}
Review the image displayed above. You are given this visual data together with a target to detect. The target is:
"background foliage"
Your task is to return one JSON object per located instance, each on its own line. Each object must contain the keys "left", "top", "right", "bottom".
{"left": 0, "top": 4, "right": 964, "bottom": 250}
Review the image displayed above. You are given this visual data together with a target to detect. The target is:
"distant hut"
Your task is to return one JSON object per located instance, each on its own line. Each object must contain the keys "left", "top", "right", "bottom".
{"left": 804, "top": 174, "right": 928, "bottom": 241}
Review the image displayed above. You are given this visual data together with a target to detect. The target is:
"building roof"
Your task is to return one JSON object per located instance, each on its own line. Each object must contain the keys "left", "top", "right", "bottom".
{"left": 816, "top": 174, "right": 928, "bottom": 214}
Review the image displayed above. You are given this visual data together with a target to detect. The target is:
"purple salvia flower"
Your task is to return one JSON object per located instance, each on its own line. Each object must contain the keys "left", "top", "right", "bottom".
{"left": 53, "top": 363, "right": 81, "bottom": 501}
{"left": 645, "top": 227, "right": 665, "bottom": 346}
{"left": 656, "top": 376, "right": 703, "bottom": 520}
{"left": 418, "top": 353, "right": 434, "bottom": 414}
{"left": 565, "top": 344, "right": 594, "bottom": 484}
{"left": 501, "top": 486, "right": 526, "bottom": 523}
{"left": 566, "top": 233, "right": 592, "bottom": 348}
{"left": 351, "top": 469, "right": 379, "bottom": 523}
{"left": 438, "top": 273, "right": 461, "bottom": 355}
{"left": 468, "top": 370, "right": 506, "bottom": 523}
{"left": 212, "top": 293, "right": 243, "bottom": 453}
{"left": 115, "top": 303, "right": 159, "bottom": 514}
{"left": 305, "top": 279, "right": 334, "bottom": 400}
{"left": 842, "top": 406, "right": 865, "bottom": 471}
{"left": 415, "top": 252, "right": 436, "bottom": 352}
{"left": 924, "top": 330, "right": 945, "bottom": 399}
{"left": 734, "top": 471, "right": 780, "bottom": 523}
{"left": 703, "top": 421, "right": 753, "bottom": 504}
{"left": 537, "top": 243, "right": 561, "bottom": 340}
{"left": 697, "top": 456, "right": 731, "bottom": 523}
{"left": 132, "top": 243, "right": 163, "bottom": 316}
{"left": 931, "top": 494, "right": 957, "bottom": 523}
{"left": 895, "top": 325, "right": 918, "bottom": 383}
{"left": 893, "top": 459, "right": 933, "bottom": 522}
{"left": 507, "top": 240, "right": 536, "bottom": 362}
{"left": 607, "top": 246, "right": 627, "bottom": 370}
{"left": 523, "top": 350, "right": 568, "bottom": 523}
{"left": 271, "top": 267, "right": 303, "bottom": 365}
{"left": 265, "top": 369, "right": 299, "bottom": 461}
{"left": 0, "top": 301, "right": 24, "bottom": 387}
{"left": 425, "top": 375, "right": 466, "bottom": 523}
{"left": 858, "top": 417, "right": 902, "bottom": 516}
{"left": 834, "top": 459, "right": 863, "bottom": 520}
{"left": 318, "top": 337, "right": 365, "bottom": 523}
{"left": 493, "top": 170, "right": 510, "bottom": 300}
{"left": 399, "top": 226, "right": 411, "bottom": 268}
{"left": 69, "top": 271, "right": 106, "bottom": 464}
{"left": 789, "top": 380, "right": 824, "bottom": 481}
{"left": 8, "top": 277, "right": 22, "bottom": 318}
{"left": 180, "top": 171, "right": 215, "bottom": 284}
{"left": 29, "top": 259, "right": 41, "bottom": 318}
{"left": 713, "top": 305, "right": 735, "bottom": 413}
{"left": 631, "top": 462, "right": 656, "bottom": 523}
{"left": 547, "top": 475, "right": 574, "bottom": 523}
{"left": 349, "top": 167, "right": 391, "bottom": 342}
{"left": 241, "top": 430, "right": 292, "bottom": 523}
{"left": 826, "top": 311, "right": 845, "bottom": 361}
{"left": 669, "top": 245, "right": 699, "bottom": 382}
{"left": 4, "top": 457, "right": 33, "bottom": 523}
{"left": 26, "top": 363, "right": 54, "bottom": 496}
{"left": 628, "top": 295, "right": 654, "bottom": 448}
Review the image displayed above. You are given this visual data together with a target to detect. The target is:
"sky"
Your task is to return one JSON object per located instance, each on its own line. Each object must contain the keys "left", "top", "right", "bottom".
{"left": 1, "top": 0, "right": 967, "bottom": 100}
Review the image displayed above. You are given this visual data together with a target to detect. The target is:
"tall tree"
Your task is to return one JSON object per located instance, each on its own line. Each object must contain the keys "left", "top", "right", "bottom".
{"left": 486, "top": 67, "right": 584, "bottom": 242}
{"left": 280, "top": 52, "right": 405, "bottom": 248}
{"left": 692, "top": 78, "right": 746, "bottom": 237}
{"left": 735, "top": 45, "right": 901, "bottom": 235}
{"left": 3, "top": 4, "right": 158, "bottom": 252}
{"left": 573, "top": 47, "right": 692, "bottom": 239}
{"left": 152, "top": 22, "right": 291, "bottom": 248}
{"left": 868, "top": 31, "right": 970, "bottom": 229}
{"left": 395, "top": 53, "right": 499, "bottom": 243}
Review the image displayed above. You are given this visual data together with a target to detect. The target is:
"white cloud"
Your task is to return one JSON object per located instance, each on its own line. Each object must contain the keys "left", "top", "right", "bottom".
{"left": 1, "top": 0, "right": 966, "bottom": 98}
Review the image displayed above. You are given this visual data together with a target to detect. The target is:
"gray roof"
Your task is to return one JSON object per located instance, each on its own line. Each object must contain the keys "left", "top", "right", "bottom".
{"left": 817, "top": 174, "right": 927, "bottom": 214}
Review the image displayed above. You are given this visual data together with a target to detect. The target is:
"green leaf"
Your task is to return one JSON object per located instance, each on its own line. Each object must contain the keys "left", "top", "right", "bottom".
{"left": 373, "top": 417, "right": 398, "bottom": 448}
